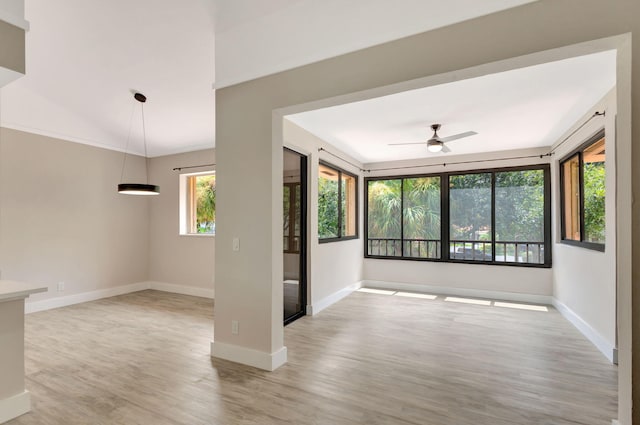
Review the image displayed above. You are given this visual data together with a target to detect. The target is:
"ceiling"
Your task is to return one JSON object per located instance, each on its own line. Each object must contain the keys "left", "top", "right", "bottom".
{"left": 0, "top": 0, "right": 216, "bottom": 157}
{"left": 286, "top": 50, "right": 616, "bottom": 164}
{"left": 0, "top": 0, "right": 565, "bottom": 158}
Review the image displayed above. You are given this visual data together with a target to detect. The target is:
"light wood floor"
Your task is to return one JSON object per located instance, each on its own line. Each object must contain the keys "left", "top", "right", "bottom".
{"left": 9, "top": 290, "right": 616, "bottom": 425}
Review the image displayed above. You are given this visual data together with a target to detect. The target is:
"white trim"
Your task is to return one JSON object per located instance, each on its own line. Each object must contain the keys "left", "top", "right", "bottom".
{"left": 147, "top": 281, "right": 214, "bottom": 299}
{"left": 0, "top": 390, "right": 30, "bottom": 423}
{"left": 552, "top": 298, "right": 617, "bottom": 363}
{"left": 363, "top": 280, "right": 552, "bottom": 305}
{"left": 210, "top": 341, "right": 287, "bottom": 371}
{"left": 612, "top": 420, "right": 620, "bottom": 425}
{"left": 0, "top": 67, "right": 23, "bottom": 87}
{"left": 24, "top": 282, "right": 148, "bottom": 314}
{"left": 0, "top": 11, "right": 29, "bottom": 30}
{"left": 307, "top": 281, "right": 363, "bottom": 316}
{"left": 24, "top": 281, "right": 214, "bottom": 314}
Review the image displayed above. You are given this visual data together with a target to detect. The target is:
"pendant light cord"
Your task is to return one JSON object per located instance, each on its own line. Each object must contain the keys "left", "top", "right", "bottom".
{"left": 141, "top": 102, "right": 149, "bottom": 184}
{"left": 119, "top": 102, "right": 136, "bottom": 183}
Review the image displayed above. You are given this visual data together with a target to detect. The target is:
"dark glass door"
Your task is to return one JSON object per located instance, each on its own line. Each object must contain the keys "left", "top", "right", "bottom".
{"left": 283, "top": 148, "right": 307, "bottom": 325}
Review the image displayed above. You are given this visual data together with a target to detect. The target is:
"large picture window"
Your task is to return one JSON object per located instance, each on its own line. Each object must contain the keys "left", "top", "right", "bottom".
{"left": 560, "top": 130, "right": 605, "bottom": 251}
{"left": 318, "top": 162, "right": 358, "bottom": 242}
{"left": 365, "top": 165, "right": 550, "bottom": 267}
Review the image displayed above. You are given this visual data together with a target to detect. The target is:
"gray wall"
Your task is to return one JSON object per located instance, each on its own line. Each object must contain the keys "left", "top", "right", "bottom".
{"left": 0, "top": 128, "right": 149, "bottom": 300}
{"left": 0, "top": 20, "right": 25, "bottom": 76}
{"left": 214, "top": 1, "right": 637, "bottom": 422}
{"left": 148, "top": 149, "right": 215, "bottom": 294}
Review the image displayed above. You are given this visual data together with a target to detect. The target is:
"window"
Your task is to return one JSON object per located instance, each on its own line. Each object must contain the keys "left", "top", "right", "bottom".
{"left": 560, "top": 130, "right": 605, "bottom": 250}
{"left": 180, "top": 172, "right": 215, "bottom": 235}
{"left": 318, "top": 162, "right": 358, "bottom": 242}
{"left": 365, "top": 165, "right": 550, "bottom": 267}
{"left": 449, "top": 173, "right": 492, "bottom": 261}
{"left": 283, "top": 183, "right": 301, "bottom": 252}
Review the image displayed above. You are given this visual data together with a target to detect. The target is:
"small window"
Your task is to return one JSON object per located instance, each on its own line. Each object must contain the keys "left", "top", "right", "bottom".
{"left": 180, "top": 172, "right": 216, "bottom": 235}
{"left": 560, "top": 130, "right": 605, "bottom": 250}
{"left": 318, "top": 162, "right": 358, "bottom": 242}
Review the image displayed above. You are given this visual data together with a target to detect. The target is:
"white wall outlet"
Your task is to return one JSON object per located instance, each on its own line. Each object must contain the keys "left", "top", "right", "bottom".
{"left": 231, "top": 320, "right": 239, "bottom": 335}
{"left": 57, "top": 281, "right": 65, "bottom": 292}
{"left": 232, "top": 237, "right": 240, "bottom": 251}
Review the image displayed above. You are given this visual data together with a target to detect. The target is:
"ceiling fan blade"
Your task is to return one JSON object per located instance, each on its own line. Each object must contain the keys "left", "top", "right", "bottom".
{"left": 439, "top": 131, "right": 478, "bottom": 143}
{"left": 441, "top": 144, "right": 451, "bottom": 153}
{"left": 388, "top": 141, "right": 427, "bottom": 146}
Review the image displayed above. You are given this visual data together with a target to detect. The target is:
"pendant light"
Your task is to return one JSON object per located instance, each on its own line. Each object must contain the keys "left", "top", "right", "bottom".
{"left": 118, "top": 92, "right": 160, "bottom": 195}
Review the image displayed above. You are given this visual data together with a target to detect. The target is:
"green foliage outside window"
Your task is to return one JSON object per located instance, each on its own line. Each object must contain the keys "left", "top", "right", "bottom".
{"left": 584, "top": 162, "right": 605, "bottom": 243}
{"left": 318, "top": 175, "right": 339, "bottom": 238}
{"left": 195, "top": 175, "right": 216, "bottom": 233}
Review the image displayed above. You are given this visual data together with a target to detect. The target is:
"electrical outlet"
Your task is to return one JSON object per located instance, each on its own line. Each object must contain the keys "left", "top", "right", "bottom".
{"left": 231, "top": 320, "right": 239, "bottom": 335}
{"left": 232, "top": 237, "right": 240, "bottom": 251}
{"left": 57, "top": 281, "right": 65, "bottom": 292}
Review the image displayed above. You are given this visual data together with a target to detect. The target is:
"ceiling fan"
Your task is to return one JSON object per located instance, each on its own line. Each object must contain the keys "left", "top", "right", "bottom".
{"left": 389, "top": 124, "right": 477, "bottom": 153}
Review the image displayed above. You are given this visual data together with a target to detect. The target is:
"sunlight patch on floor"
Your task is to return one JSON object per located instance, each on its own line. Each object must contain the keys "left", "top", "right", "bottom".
{"left": 357, "top": 289, "right": 549, "bottom": 312}
{"left": 445, "top": 297, "right": 491, "bottom": 306}
{"left": 395, "top": 292, "right": 437, "bottom": 300}
{"left": 357, "top": 288, "right": 396, "bottom": 295}
{"left": 494, "top": 301, "right": 548, "bottom": 312}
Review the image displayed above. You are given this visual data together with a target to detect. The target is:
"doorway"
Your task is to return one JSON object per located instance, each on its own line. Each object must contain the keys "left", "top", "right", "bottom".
{"left": 283, "top": 148, "right": 307, "bottom": 324}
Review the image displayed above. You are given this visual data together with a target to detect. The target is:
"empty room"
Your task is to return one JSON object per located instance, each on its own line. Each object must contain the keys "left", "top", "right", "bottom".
{"left": 0, "top": 1, "right": 639, "bottom": 425}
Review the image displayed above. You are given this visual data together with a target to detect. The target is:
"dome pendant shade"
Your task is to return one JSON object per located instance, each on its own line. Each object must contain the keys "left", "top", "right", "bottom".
{"left": 118, "top": 183, "right": 160, "bottom": 195}
{"left": 118, "top": 92, "right": 160, "bottom": 196}
{"left": 426, "top": 139, "right": 443, "bottom": 153}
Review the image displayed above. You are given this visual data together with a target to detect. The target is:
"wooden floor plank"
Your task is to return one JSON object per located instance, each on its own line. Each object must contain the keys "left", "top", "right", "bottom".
{"left": 7, "top": 290, "right": 616, "bottom": 425}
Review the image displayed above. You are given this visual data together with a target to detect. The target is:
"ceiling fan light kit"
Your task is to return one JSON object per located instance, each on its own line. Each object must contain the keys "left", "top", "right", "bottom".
{"left": 427, "top": 139, "right": 443, "bottom": 153}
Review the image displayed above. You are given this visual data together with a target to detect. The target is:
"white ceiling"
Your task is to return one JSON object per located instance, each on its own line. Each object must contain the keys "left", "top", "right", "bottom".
{"left": 286, "top": 50, "right": 616, "bottom": 164}
{"left": 0, "top": 0, "right": 556, "bottom": 158}
{"left": 0, "top": 0, "right": 216, "bottom": 157}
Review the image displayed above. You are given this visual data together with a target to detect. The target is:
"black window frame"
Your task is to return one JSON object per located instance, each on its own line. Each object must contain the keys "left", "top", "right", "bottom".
{"left": 559, "top": 129, "right": 606, "bottom": 252}
{"left": 364, "top": 164, "right": 551, "bottom": 268}
{"left": 318, "top": 161, "right": 359, "bottom": 243}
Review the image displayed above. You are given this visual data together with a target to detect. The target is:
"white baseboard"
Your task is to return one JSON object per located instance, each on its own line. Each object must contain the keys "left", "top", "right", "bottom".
{"left": 553, "top": 298, "right": 616, "bottom": 363}
{"left": 612, "top": 420, "right": 620, "bottom": 425}
{"left": 307, "top": 281, "right": 363, "bottom": 316}
{"left": 146, "top": 281, "right": 214, "bottom": 299}
{"left": 25, "top": 281, "right": 214, "bottom": 314}
{"left": 25, "top": 282, "right": 149, "bottom": 314}
{"left": 0, "top": 390, "right": 30, "bottom": 423}
{"left": 210, "top": 341, "right": 287, "bottom": 371}
{"left": 363, "top": 280, "right": 552, "bottom": 305}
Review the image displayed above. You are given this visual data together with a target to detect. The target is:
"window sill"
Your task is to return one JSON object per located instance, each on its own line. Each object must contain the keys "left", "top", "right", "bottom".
{"left": 558, "top": 239, "right": 604, "bottom": 252}
{"left": 179, "top": 233, "right": 215, "bottom": 238}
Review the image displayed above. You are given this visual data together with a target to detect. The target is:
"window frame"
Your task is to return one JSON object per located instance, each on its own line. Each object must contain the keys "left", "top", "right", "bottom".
{"left": 364, "top": 164, "right": 551, "bottom": 268}
{"left": 559, "top": 129, "right": 606, "bottom": 252}
{"left": 179, "top": 170, "right": 216, "bottom": 237}
{"left": 318, "top": 161, "right": 359, "bottom": 243}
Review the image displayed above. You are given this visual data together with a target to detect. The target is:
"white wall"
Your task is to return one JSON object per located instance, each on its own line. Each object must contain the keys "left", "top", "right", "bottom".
{"left": 363, "top": 148, "right": 553, "bottom": 299}
{"left": 214, "top": 0, "right": 537, "bottom": 88}
{"left": 551, "top": 90, "right": 617, "bottom": 360}
{"left": 283, "top": 119, "right": 364, "bottom": 312}
{"left": 0, "top": 128, "right": 150, "bottom": 304}
{"left": 147, "top": 150, "right": 215, "bottom": 297}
